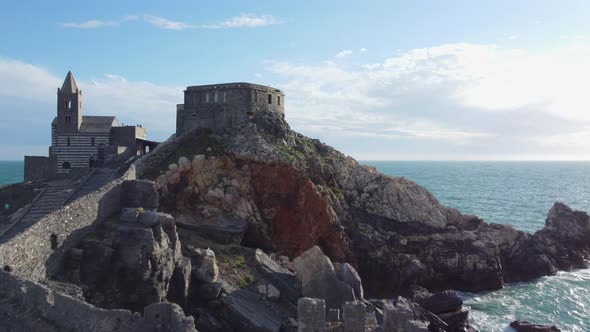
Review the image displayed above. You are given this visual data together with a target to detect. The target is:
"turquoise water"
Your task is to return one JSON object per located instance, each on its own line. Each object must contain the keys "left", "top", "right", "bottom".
{"left": 365, "top": 161, "right": 590, "bottom": 332}
{"left": 0, "top": 161, "right": 23, "bottom": 186}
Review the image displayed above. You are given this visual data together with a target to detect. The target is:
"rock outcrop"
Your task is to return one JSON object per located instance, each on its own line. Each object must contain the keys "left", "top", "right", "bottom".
{"left": 143, "top": 110, "right": 590, "bottom": 298}
{"left": 510, "top": 320, "right": 562, "bottom": 332}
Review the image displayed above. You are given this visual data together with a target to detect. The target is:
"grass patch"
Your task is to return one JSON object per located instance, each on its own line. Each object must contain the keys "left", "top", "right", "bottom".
{"left": 330, "top": 187, "right": 344, "bottom": 200}
{"left": 276, "top": 146, "right": 304, "bottom": 162}
{"left": 239, "top": 273, "right": 254, "bottom": 288}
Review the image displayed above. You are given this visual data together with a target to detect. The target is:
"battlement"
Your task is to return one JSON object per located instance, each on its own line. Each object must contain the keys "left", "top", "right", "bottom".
{"left": 176, "top": 82, "right": 285, "bottom": 136}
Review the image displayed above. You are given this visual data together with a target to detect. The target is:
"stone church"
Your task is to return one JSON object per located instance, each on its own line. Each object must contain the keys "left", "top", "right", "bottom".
{"left": 24, "top": 71, "right": 158, "bottom": 182}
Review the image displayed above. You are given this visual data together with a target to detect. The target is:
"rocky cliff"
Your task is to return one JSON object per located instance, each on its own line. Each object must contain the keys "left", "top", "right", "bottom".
{"left": 139, "top": 110, "right": 590, "bottom": 298}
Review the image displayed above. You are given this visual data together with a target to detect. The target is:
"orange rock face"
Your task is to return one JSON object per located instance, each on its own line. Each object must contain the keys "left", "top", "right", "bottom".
{"left": 250, "top": 164, "right": 349, "bottom": 260}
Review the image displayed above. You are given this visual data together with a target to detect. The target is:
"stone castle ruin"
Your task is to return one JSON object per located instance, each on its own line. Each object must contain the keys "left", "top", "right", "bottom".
{"left": 176, "top": 82, "right": 285, "bottom": 135}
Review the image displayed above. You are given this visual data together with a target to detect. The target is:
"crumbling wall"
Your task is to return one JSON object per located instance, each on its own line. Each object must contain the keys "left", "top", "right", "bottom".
{"left": 0, "top": 271, "right": 196, "bottom": 332}
{"left": 0, "top": 166, "right": 136, "bottom": 280}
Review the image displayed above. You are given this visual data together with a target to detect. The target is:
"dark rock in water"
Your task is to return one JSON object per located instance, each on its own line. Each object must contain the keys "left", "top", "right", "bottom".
{"left": 122, "top": 179, "right": 159, "bottom": 210}
{"left": 438, "top": 310, "right": 469, "bottom": 332}
{"left": 419, "top": 290, "right": 463, "bottom": 315}
{"left": 221, "top": 289, "right": 283, "bottom": 332}
{"left": 254, "top": 249, "right": 301, "bottom": 304}
{"left": 509, "top": 320, "right": 561, "bottom": 332}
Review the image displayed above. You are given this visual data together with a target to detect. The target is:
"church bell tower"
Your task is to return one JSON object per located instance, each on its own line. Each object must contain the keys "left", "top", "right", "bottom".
{"left": 56, "top": 71, "right": 82, "bottom": 133}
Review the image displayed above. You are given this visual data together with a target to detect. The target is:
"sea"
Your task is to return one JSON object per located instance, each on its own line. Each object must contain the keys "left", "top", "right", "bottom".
{"left": 365, "top": 161, "right": 590, "bottom": 332}
{"left": 0, "top": 160, "right": 589, "bottom": 331}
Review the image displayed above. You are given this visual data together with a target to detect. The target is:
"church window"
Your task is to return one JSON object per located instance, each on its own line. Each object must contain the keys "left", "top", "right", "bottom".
{"left": 62, "top": 161, "right": 71, "bottom": 169}
{"left": 91, "top": 137, "right": 95, "bottom": 146}
{"left": 67, "top": 137, "right": 71, "bottom": 146}
{"left": 254, "top": 91, "right": 258, "bottom": 102}
{"left": 205, "top": 93, "right": 210, "bottom": 103}
{"left": 214, "top": 91, "right": 218, "bottom": 103}
{"left": 192, "top": 113, "right": 197, "bottom": 117}
{"left": 278, "top": 96, "right": 281, "bottom": 106}
{"left": 268, "top": 94, "right": 272, "bottom": 104}
{"left": 67, "top": 100, "right": 72, "bottom": 110}
{"left": 223, "top": 91, "right": 227, "bottom": 102}
{"left": 4, "top": 203, "right": 9, "bottom": 210}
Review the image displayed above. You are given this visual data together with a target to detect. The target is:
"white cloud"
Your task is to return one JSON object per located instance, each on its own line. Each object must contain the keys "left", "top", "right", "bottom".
{"left": 61, "top": 14, "right": 281, "bottom": 30}
{"left": 359, "top": 48, "right": 367, "bottom": 53}
{"left": 267, "top": 41, "right": 590, "bottom": 156}
{"left": 61, "top": 20, "right": 120, "bottom": 29}
{"left": 203, "top": 14, "right": 281, "bottom": 29}
{"left": 142, "top": 15, "right": 194, "bottom": 30}
{"left": 335, "top": 50, "right": 353, "bottom": 58}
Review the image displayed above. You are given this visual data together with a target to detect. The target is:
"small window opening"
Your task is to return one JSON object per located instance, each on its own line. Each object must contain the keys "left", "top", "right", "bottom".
{"left": 50, "top": 233, "right": 58, "bottom": 250}
{"left": 205, "top": 93, "right": 210, "bottom": 103}
{"left": 91, "top": 137, "right": 95, "bottom": 146}
{"left": 223, "top": 91, "right": 227, "bottom": 102}
{"left": 214, "top": 91, "right": 218, "bottom": 103}
{"left": 268, "top": 94, "right": 272, "bottom": 104}
{"left": 67, "top": 100, "right": 72, "bottom": 110}
{"left": 254, "top": 91, "right": 258, "bottom": 102}
{"left": 192, "top": 112, "right": 197, "bottom": 117}
{"left": 278, "top": 96, "right": 281, "bottom": 106}
{"left": 62, "top": 161, "right": 71, "bottom": 169}
{"left": 4, "top": 203, "right": 9, "bottom": 210}
{"left": 67, "top": 137, "right": 71, "bottom": 146}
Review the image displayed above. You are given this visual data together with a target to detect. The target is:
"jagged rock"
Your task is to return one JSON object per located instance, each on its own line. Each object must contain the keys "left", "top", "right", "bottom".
{"left": 191, "top": 248, "right": 219, "bottom": 283}
{"left": 222, "top": 289, "right": 283, "bottom": 332}
{"left": 334, "top": 263, "right": 364, "bottom": 300}
{"left": 298, "top": 297, "right": 326, "bottom": 332}
{"left": 168, "top": 256, "right": 191, "bottom": 308}
{"left": 141, "top": 302, "right": 197, "bottom": 332}
{"left": 197, "top": 282, "right": 223, "bottom": 302}
{"left": 72, "top": 215, "right": 185, "bottom": 312}
{"left": 139, "top": 211, "right": 174, "bottom": 227}
{"left": 438, "top": 311, "right": 470, "bottom": 332}
{"left": 293, "top": 246, "right": 355, "bottom": 309}
{"left": 175, "top": 212, "right": 248, "bottom": 245}
{"left": 254, "top": 249, "right": 301, "bottom": 303}
{"left": 120, "top": 208, "right": 140, "bottom": 223}
{"left": 509, "top": 320, "right": 561, "bottom": 332}
{"left": 122, "top": 179, "right": 159, "bottom": 210}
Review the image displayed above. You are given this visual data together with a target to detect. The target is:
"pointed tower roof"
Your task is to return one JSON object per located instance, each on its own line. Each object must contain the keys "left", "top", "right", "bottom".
{"left": 60, "top": 70, "right": 79, "bottom": 94}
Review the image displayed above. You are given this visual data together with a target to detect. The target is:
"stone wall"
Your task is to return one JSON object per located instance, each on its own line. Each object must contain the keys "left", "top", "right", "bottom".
{"left": 24, "top": 155, "right": 56, "bottom": 182}
{"left": 0, "top": 271, "right": 196, "bottom": 332}
{"left": 0, "top": 165, "right": 136, "bottom": 280}
{"left": 177, "top": 82, "right": 285, "bottom": 135}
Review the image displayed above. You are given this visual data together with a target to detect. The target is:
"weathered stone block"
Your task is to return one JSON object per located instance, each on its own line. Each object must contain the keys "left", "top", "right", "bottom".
{"left": 342, "top": 301, "right": 365, "bottom": 332}
{"left": 122, "top": 179, "right": 159, "bottom": 210}
{"left": 298, "top": 297, "right": 326, "bottom": 332}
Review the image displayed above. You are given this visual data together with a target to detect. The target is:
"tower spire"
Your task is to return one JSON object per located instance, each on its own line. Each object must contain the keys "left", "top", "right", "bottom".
{"left": 61, "top": 70, "right": 79, "bottom": 94}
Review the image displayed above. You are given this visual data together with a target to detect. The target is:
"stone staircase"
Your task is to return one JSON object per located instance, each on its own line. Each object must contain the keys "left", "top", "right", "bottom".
{"left": 66, "top": 168, "right": 117, "bottom": 203}
{"left": 21, "top": 183, "right": 71, "bottom": 224}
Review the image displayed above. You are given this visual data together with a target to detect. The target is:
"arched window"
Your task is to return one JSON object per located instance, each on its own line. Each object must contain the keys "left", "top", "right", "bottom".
{"left": 268, "top": 94, "right": 272, "bottom": 104}
{"left": 62, "top": 161, "right": 71, "bottom": 169}
{"left": 278, "top": 96, "right": 281, "bottom": 106}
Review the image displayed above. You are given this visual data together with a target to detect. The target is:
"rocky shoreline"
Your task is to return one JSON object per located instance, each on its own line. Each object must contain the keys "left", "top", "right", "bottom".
{"left": 0, "top": 110, "right": 586, "bottom": 331}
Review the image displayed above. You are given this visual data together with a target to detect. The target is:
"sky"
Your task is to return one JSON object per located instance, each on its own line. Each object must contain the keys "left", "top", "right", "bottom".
{"left": 1, "top": 0, "right": 590, "bottom": 160}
